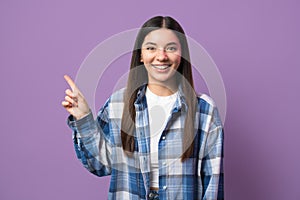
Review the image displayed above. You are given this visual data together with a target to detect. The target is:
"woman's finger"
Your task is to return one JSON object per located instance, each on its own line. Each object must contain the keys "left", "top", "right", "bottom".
{"left": 65, "top": 89, "right": 80, "bottom": 103}
{"left": 62, "top": 101, "right": 71, "bottom": 108}
{"left": 64, "top": 75, "right": 78, "bottom": 92}
{"left": 65, "top": 95, "right": 78, "bottom": 107}
{"left": 65, "top": 89, "right": 74, "bottom": 98}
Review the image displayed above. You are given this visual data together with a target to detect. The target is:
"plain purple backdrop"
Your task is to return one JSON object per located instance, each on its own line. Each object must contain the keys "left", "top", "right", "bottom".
{"left": 1, "top": 0, "right": 299, "bottom": 200}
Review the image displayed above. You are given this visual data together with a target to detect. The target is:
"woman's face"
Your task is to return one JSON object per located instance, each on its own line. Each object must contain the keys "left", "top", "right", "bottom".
{"left": 141, "top": 28, "right": 182, "bottom": 86}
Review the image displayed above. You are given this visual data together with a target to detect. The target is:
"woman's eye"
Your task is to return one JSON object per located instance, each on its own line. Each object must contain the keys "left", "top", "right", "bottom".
{"left": 146, "top": 47, "right": 156, "bottom": 51}
{"left": 166, "top": 46, "right": 177, "bottom": 52}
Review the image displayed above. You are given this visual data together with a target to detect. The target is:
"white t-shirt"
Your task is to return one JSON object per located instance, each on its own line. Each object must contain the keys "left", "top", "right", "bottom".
{"left": 145, "top": 86, "right": 178, "bottom": 188}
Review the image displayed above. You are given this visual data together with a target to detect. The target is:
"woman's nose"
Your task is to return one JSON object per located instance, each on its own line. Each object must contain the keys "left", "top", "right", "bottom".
{"left": 156, "top": 49, "right": 168, "bottom": 61}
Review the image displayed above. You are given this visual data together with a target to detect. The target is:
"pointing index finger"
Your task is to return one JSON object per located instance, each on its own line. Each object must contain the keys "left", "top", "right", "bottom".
{"left": 64, "top": 75, "right": 77, "bottom": 92}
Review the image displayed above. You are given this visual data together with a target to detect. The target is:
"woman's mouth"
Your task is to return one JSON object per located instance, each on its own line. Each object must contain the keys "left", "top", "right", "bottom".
{"left": 151, "top": 64, "right": 171, "bottom": 70}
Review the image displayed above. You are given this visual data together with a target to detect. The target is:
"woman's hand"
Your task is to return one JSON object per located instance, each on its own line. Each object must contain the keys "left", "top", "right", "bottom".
{"left": 62, "top": 75, "right": 90, "bottom": 120}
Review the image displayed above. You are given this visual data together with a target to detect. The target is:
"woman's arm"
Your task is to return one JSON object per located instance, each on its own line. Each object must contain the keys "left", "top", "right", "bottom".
{"left": 68, "top": 108, "right": 112, "bottom": 177}
{"left": 201, "top": 105, "right": 224, "bottom": 200}
{"left": 63, "top": 75, "right": 112, "bottom": 176}
{"left": 199, "top": 99, "right": 224, "bottom": 200}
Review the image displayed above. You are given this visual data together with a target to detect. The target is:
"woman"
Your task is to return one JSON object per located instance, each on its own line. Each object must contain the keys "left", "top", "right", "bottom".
{"left": 62, "top": 16, "right": 224, "bottom": 200}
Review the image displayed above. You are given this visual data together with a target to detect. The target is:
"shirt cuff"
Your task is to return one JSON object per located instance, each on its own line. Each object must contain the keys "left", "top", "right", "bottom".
{"left": 67, "top": 112, "right": 96, "bottom": 138}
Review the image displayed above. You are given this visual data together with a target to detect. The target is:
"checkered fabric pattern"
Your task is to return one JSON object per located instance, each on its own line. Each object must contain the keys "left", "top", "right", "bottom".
{"left": 68, "top": 85, "right": 224, "bottom": 200}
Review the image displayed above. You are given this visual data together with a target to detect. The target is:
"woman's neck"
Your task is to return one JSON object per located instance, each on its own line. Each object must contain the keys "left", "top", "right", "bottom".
{"left": 147, "top": 82, "right": 178, "bottom": 96}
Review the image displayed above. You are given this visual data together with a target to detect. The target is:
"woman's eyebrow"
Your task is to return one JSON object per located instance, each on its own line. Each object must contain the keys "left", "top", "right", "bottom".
{"left": 143, "top": 42, "right": 156, "bottom": 46}
{"left": 166, "top": 42, "right": 179, "bottom": 46}
{"left": 143, "top": 42, "right": 179, "bottom": 46}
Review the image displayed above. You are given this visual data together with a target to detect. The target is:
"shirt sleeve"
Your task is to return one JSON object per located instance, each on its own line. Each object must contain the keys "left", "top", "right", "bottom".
{"left": 201, "top": 105, "right": 224, "bottom": 200}
{"left": 67, "top": 101, "right": 112, "bottom": 177}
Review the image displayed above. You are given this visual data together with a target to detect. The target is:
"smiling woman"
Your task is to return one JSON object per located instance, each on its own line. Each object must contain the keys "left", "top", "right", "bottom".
{"left": 62, "top": 16, "right": 224, "bottom": 200}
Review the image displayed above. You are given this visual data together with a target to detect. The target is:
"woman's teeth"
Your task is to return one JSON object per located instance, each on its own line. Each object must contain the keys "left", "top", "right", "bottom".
{"left": 152, "top": 65, "right": 170, "bottom": 70}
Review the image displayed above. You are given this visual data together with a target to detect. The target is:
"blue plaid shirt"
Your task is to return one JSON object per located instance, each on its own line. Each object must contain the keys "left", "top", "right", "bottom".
{"left": 68, "top": 85, "right": 224, "bottom": 200}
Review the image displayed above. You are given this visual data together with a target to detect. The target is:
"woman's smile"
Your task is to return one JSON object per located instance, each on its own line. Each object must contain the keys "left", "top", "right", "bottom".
{"left": 151, "top": 63, "right": 172, "bottom": 70}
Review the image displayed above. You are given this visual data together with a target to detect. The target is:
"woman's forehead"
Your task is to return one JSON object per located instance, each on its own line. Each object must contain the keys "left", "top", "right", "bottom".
{"left": 143, "top": 28, "right": 180, "bottom": 45}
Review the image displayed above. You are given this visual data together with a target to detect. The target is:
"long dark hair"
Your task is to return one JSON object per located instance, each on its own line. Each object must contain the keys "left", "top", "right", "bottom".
{"left": 121, "top": 16, "right": 197, "bottom": 161}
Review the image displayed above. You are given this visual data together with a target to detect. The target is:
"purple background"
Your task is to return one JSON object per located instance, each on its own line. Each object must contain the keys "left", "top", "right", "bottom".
{"left": 1, "top": 0, "right": 299, "bottom": 199}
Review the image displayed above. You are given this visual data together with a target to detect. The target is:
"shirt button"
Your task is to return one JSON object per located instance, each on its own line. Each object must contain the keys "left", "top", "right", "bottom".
{"left": 162, "top": 162, "right": 166, "bottom": 165}
{"left": 162, "top": 136, "right": 166, "bottom": 140}
{"left": 163, "top": 185, "right": 167, "bottom": 190}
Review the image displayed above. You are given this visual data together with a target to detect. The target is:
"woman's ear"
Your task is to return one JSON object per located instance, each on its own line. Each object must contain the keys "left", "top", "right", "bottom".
{"left": 140, "top": 55, "right": 143, "bottom": 62}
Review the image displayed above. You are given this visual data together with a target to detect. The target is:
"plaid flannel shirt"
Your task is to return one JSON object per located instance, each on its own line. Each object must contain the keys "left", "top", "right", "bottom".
{"left": 67, "top": 84, "right": 224, "bottom": 200}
